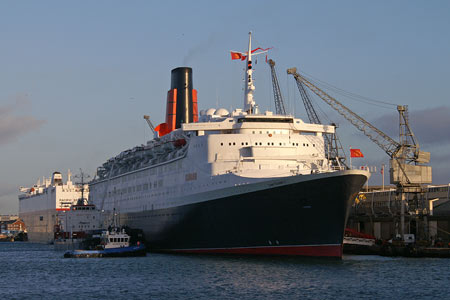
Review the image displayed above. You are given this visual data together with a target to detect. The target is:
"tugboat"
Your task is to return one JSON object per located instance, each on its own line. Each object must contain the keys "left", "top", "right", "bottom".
{"left": 63, "top": 228, "right": 146, "bottom": 258}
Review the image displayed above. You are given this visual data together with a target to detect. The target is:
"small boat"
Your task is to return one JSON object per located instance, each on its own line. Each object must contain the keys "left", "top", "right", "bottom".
{"left": 64, "top": 228, "right": 146, "bottom": 258}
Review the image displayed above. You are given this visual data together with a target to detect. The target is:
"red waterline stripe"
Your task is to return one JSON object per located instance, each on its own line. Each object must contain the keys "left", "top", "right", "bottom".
{"left": 165, "top": 245, "right": 343, "bottom": 258}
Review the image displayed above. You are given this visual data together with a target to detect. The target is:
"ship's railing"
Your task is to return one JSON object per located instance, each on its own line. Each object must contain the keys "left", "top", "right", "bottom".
{"left": 331, "top": 166, "right": 346, "bottom": 171}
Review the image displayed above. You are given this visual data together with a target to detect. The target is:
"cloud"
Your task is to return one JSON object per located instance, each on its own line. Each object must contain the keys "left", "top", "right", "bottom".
{"left": 371, "top": 106, "right": 450, "bottom": 146}
{"left": 0, "top": 95, "right": 46, "bottom": 146}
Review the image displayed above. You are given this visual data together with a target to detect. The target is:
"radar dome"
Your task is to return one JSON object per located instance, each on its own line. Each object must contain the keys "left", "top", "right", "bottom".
{"left": 215, "top": 108, "right": 230, "bottom": 116}
{"left": 205, "top": 108, "right": 216, "bottom": 116}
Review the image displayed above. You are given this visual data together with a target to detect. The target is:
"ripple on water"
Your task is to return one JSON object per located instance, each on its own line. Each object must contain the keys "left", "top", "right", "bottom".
{"left": 2, "top": 243, "right": 450, "bottom": 299}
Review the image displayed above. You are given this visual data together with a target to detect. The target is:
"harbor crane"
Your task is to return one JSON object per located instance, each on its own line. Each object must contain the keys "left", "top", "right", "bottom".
{"left": 287, "top": 67, "right": 432, "bottom": 237}
{"left": 287, "top": 69, "right": 347, "bottom": 167}
{"left": 267, "top": 59, "right": 287, "bottom": 115}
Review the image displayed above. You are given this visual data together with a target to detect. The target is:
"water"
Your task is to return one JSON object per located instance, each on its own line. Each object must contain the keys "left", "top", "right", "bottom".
{"left": 1, "top": 243, "right": 450, "bottom": 299}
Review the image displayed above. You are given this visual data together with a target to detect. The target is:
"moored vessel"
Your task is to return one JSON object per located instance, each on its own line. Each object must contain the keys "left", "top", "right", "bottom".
{"left": 63, "top": 228, "right": 146, "bottom": 258}
{"left": 19, "top": 171, "right": 89, "bottom": 244}
{"left": 89, "top": 33, "right": 369, "bottom": 258}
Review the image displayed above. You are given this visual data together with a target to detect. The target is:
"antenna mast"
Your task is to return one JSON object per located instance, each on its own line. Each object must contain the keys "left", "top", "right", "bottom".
{"left": 74, "top": 168, "right": 90, "bottom": 205}
{"left": 244, "top": 32, "right": 256, "bottom": 114}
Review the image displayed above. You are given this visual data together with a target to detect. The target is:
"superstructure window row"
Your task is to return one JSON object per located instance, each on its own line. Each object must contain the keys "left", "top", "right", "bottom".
{"left": 219, "top": 142, "right": 316, "bottom": 147}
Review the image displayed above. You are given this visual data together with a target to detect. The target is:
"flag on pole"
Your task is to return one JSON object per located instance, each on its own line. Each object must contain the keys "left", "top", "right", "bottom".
{"left": 231, "top": 47, "right": 272, "bottom": 61}
{"left": 230, "top": 51, "right": 246, "bottom": 61}
{"left": 350, "top": 149, "right": 364, "bottom": 158}
{"left": 250, "top": 47, "right": 272, "bottom": 53}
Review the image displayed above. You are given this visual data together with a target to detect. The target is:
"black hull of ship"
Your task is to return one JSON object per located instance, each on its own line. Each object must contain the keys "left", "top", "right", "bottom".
{"left": 122, "top": 173, "right": 367, "bottom": 258}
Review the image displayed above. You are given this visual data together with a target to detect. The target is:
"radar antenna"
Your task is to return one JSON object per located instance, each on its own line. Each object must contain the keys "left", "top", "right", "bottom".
{"left": 74, "top": 169, "right": 90, "bottom": 206}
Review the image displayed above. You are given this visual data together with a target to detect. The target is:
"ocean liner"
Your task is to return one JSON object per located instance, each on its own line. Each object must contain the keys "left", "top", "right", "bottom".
{"left": 89, "top": 33, "right": 369, "bottom": 257}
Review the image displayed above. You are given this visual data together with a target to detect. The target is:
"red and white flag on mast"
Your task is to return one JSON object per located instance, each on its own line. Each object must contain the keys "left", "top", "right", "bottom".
{"left": 230, "top": 47, "right": 272, "bottom": 61}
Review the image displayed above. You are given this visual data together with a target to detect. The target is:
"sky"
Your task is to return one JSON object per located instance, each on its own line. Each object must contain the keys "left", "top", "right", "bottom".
{"left": 1, "top": 0, "right": 450, "bottom": 214}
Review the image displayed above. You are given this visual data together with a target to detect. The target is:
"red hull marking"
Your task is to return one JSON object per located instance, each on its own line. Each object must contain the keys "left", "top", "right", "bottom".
{"left": 169, "top": 245, "right": 343, "bottom": 258}
{"left": 56, "top": 208, "right": 70, "bottom": 211}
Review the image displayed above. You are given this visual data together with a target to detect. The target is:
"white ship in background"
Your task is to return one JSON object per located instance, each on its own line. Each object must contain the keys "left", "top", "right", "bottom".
{"left": 89, "top": 33, "right": 370, "bottom": 258}
{"left": 18, "top": 171, "right": 89, "bottom": 243}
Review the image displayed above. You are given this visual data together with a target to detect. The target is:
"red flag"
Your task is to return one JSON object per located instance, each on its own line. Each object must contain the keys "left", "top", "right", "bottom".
{"left": 350, "top": 149, "right": 364, "bottom": 158}
{"left": 230, "top": 51, "right": 246, "bottom": 60}
{"left": 230, "top": 51, "right": 241, "bottom": 60}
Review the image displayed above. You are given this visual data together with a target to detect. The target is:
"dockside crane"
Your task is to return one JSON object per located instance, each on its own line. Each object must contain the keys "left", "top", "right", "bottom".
{"left": 287, "top": 68, "right": 347, "bottom": 167}
{"left": 267, "top": 59, "right": 287, "bottom": 115}
{"left": 287, "top": 67, "right": 432, "bottom": 237}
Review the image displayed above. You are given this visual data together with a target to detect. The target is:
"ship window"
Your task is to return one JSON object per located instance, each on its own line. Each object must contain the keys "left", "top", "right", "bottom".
{"left": 241, "top": 142, "right": 244, "bottom": 145}
{"left": 279, "top": 143, "right": 282, "bottom": 146}
{"left": 313, "top": 144, "right": 315, "bottom": 147}
{"left": 39, "top": 216, "right": 43, "bottom": 221}
{"left": 272, "top": 143, "right": 274, "bottom": 145}
{"left": 252, "top": 131, "right": 255, "bottom": 134}
{"left": 267, "top": 142, "right": 270, "bottom": 145}
{"left": 221, "top": 143, "right": 223, "bottom": 146}
{"left": 233, "top": 142, "right": 236, "bottom": 145}
{"left": 238, "top": 118, "right": 294, "bottom": 123}
{"left": 259, "top": 142, "right": 262, "bottom": 145}
{"left": 246, "top": 142, "right": 248, "bottom": 145}
{"left": 229, "top": 143, "right": 231, "bottom": 146}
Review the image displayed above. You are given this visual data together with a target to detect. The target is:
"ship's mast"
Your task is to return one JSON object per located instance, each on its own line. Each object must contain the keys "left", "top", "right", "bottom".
{"left": 244, "top": 32, "right": 256, "bottom": 114}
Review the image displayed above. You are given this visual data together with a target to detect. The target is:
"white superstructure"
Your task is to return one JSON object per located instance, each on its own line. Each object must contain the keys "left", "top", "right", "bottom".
{"left": 90, "top": 111, "right": 339, "bottom": 212}
{"left": 18, "top": 171, "right": 89, "bottom": 243}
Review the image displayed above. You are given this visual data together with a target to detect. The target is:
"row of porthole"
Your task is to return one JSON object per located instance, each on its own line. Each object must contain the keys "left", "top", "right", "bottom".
{"left": 252, "top": 131, "right": 280, "bottom": 134}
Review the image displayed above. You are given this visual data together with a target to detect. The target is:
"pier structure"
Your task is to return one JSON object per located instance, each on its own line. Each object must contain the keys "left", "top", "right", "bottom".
{"left": 348, "top": 184, "right": 450, "bottom": 242}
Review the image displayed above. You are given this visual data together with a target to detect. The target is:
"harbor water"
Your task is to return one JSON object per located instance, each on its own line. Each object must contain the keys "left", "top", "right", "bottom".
{"left": 1, "top": 242, "right": 450, "bottom": 299}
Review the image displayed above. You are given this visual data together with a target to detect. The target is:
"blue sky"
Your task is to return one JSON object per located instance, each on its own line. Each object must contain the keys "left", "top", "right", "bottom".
{"left": 1, "top": 0, "right": 450, "bottom": 214}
